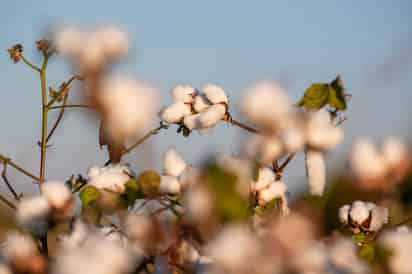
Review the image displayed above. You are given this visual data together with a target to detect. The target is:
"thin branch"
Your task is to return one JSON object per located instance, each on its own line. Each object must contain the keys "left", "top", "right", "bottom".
{"left": 224, "top": 113, "right": 259, "bottom": 133}
{"left": 49, "top": 104, "right": 90, "bottom": 110}
{"left": 46, "top": 75, "right": 82, "bottom": 108}
{"left": 46, "top": 96, "right": 69, "bottom": 144}
{"left": 394, "top": 216, "right": 412, "bottom": 227}
{"left": 20, "top": 55, "right": 41, "bottom": 72}
{"left": 1, "top": 163, "right": 21, "bottom": 200}
{"left": 278, "top": 153, "right": 296, "bottom": 172}
{"left": 0, "top": 195, "right": 16, "bottom": 210}
{"left": 0, "top": 154, "right": 40, "bottom": 181}
{"left": 104, "top": 122, "right": 168, "bottom": 166}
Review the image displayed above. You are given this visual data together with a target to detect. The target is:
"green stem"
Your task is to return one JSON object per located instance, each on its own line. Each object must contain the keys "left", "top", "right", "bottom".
{"left": 0, "top": 155, "right": 40, "bottom": 181}
{"left": 46, "top": 75, "right": 81, "bottom": 108}
{"left": 20, "top": 55, "right": 41, "bottom": 72}
{"left": 39, "top": 54, "right": 51, "bottom": 184}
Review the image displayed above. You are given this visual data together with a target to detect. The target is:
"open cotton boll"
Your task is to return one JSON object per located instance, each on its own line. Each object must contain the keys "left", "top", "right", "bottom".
{"left": 163, "top": 148, "right": 186, "bottom": 177}
{"left": 305, "top": 150, "right": 326, "bottom": 196}
{"left": 383, "top": 137, "right": 409, "bottom": 168}
{"left": 370, "top": 206, "right": 389, "bottom": 231}
{"left": 240, "top": 81, "right": 291, "bottom": 131}
{"left": 193, "top": 94, "right": 212, "bottom": 112}
{"left": 4, "top": 232, "right": 39, "bottom": 260}
{"left": 349, "top": 201, "right": 370, "bottom": 225}
{"left": 172, "top": 85, "right": 198, "bottom": 103}
{"left": 41, "top": 181, "right": 72, "bottom": 208}
{"left": 88, "top": 164, "right": 132, "bottom": 193}
{"left": 350, "top": 138, "right": 387, "bottom": 180}
{"left": 54, "top": 27, "right": 85, "bottom": 57}
{"left": 198, "top": 104, "right": 226, "bottom": 128}
{"left": 183, "top": 113, "right": 202, "bottom": 130}
{"left": 17, "top": 196, "right": 51, "bottom": 236}
{"left": 98, "top": 76, "right": 159, "bottom": 143}
{"left": 281, "top": 127, "right": 305, "bottom": 153}
{"left": 59, "top": 221, "right": 89, "bottom": 250}
{"left": 244, "top": 135, "right": 284, "bottom": 165}
{"left": 159, "top": 101, "right": 191, "bottom": 124}
{"left": 159, "top": 175, "right": 181, "bottom": 195}
{"left": 257, "top": 181, "right": 288, "bottom": 206}
{"left": 339, "top": 204, "right": 350, "bottom": 224}
{"left": 202, "top": 83, "right": 228, "bottom": 104}
{"left": 306, "top": 110, "right": 344, "bottom": 150}
{"left": 94, "top": 26, "right": 129, "bottom": 59}
{"left": 253, "top": 167, "right": 276, "bottom": 191}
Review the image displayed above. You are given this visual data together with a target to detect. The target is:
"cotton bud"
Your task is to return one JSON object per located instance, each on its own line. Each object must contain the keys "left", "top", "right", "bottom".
{"left": 202, "top": 83, "right": 228, "bottom": 104}
{"left": 159, "top": 101, "right": 191, "bottom": 124}
{"left": 339, "top": 201, "right": 388, "bottom": 232}
{"left": 305, "top": 110, "right": 343, "bottom": 150}
{"left": 240, "top": 81, "right": 291, "bottom": 131}
{"left": 183, "top": 113, "right": 202, "bottom": 130}
{"left": 172, "top": 85, "right": 198, "bottom": 103}
{"left": 305, "top": 150, "right": 326, "bottom": 196}
{"left": 163, "top": 148, "right": 187, "bottom": 177}
{"left": 252, "top": 167, "right": 276, "bottom": 192}
{"left": 193, "top": 94, "right": 212, "bottom": 112}
{"left": 87, "top": 164, "right": 132, "bottom": 193}
{"left": 16, "top": 196, "right": 51, "bottom": 236}
{"left": 159, "top": 175, "right": 181, "bottom": 195}
{"left": 198, "top": 104, "right": 226, "bottom": 128}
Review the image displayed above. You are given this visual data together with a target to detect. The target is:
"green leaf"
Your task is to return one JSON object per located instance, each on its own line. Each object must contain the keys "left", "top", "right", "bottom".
{"left": 124, "top": 179, "right": 144, "bottom": 205}
{"left": 359, "top": 243, "right": 375, "bottom": 262}
{"left": 79, "top": 185, "right": 101, "bottom": 208}
{"left": 296, "top": 83, "right": 329, "bottom": 110}
{"left": 137, "top": 170, "right": 161, "bottom": 198}
{"left": 352, "top": 232, "right": 368, "bottom": 245}
{"left": 328, "top": 75, "right": 347, "bottom": 110}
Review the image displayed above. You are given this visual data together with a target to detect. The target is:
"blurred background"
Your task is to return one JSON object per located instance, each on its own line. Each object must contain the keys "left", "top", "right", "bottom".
{"left": 0, "top": 0, "right": 411, "bottom": 224}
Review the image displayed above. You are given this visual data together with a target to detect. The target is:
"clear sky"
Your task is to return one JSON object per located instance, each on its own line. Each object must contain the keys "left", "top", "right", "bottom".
{"left": 0, "top": 1, "right": 411, "bottom": 195}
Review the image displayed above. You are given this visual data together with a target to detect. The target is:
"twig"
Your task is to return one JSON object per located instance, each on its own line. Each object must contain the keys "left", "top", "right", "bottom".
{"left": 49, "top": 104, "right": 90, "bottom": 110}
{"left": 46, "top": 75, "right": 82, "bottom": 108}
{"left": 0, "top": 154, "right": 40, "bottom": 181}
{"left": 224, "top": 113, "right": 259, "bottom": 133}
{"left": 46, "top": 96, "right": 69, "bottom": 144}
{"left": 20, "top": 55, "right": 41, "bottom": 72}
{"left": 278, "top": 153, "right": 296, "bottom": 172}
{"left": 394, "top": 216, "right": 412, "bottom": 227}
{"left": 104, "top": 122, "right": 168, "bottom": 165}
{"left": 1, "top": 162, "right": 21, "bottom": 200}
{"left": 0, "top": 195, "right": 16, "bottom": 210}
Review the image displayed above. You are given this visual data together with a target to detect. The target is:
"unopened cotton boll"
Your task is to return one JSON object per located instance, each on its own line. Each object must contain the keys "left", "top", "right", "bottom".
{"left": 172, "top": 85, "right": 198, "bottom": 103}
{"left": 88, "top": 164, "right": 132, "bottom": 193}
{"left": 202, "top": 83, "right": 228, "bottom": 104}
{"left": 349, "top": 201, "right": 370, "bottom": 225}
{"left": 199, "top": 104, "right": 226, "bottom": 128}
{"left": 159, "top": 101, "right": 192, "bottom": 124}
{"left": 240, "top": 81, "right": 291, "bottom": 131}
{"left": 159, "top": 175, "right": 181, "bottom": 195}
{"left": 98, "top": 76, "right": 159, "bottom": 143}
{"left": 41, "top": 181, "right": 72, "bottom": 208}
{"left": 305, "top": 150, "right": 326, "bottom": 196}
{"left": 350, "top": 138, "right": 387, "bottom": 180}
{"left": 253, "top": 167, "right": 276, "bottom": 191}
{"left": 193, "top": 94, "right": 212, "bottom": 112}
{"left": 17, "top": 196, "right": 51, "bottom": 236}
{"left": 163, "top": 148, "right": 187, "bottom": 177}
{"left": 183, "top": 113, "right": 202, "bottom": 130}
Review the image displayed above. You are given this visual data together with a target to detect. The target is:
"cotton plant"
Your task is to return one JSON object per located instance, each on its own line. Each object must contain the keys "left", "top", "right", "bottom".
{"left": 3, "top": 25, "right": 412, "bottom": 274}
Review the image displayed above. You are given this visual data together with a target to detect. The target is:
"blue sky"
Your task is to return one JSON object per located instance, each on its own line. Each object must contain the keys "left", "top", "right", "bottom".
{"left": 0, "top": 1, "right": 411, "bottom": 195}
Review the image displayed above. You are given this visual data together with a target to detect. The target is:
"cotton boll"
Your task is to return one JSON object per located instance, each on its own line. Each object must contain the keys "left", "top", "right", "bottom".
{"left": 253, "top": 167, "right": 276, "bottom": 192}
{"left": 240, "top": 81, "right": 291, "bottom": 131}
{"left": 183, "top": 113, "right": 202, "bottom": 130}
{"left": 305, "top": 150, "right": 326, "bottom": 196}
{"left": 383, "top": 137, "right": 409, "bottom": 168}
{"left": 159, "top": 175, "right": 181, "bottom": 195}
{"left": 369, "top": 206, "right": 389, "bottom": 231}
{"left": 88, "top": 164, "right": 132, "bottom": 193}
{"left": 257, "top": 181, "right": 288, "bottom": 207}
{"left": 244, "top": 135, "right": 284, "bottom": 165}
{"left": 306, "top": 110, "right": 344, "bottom": 150}
{"left": 202, "top": 83, "right": 228, "bottom": 104}
{"left": 41, "top": 181, "right": 72, "bottom": 208}
{"left": 94, "top": 26, "right": 129, "bottom": 59}
{"left": 59, "top": 221, "right": 89, "bottom": 250}
{"left": 281, "top": 127, "right": 305, "bottom": 153}
{"left": 339, "top": 204, "right": 350, "bottom": 224}
{"left": 193, "top": 94, "right": 212, "bottom": 112}
{"left": 349, "top": 201, "right": 370, "bottom": 225}
{"left": 54, "top": 27, "right": 84, "bottom": 57}
{"left": 98, "top": 76, "right": 159, "bottom": 143}
{"left": 350, "top": 138, "right": 387, "bottom": 180}
{"left": 159, "top": 101, "right": 191, "bottom": 124}
{"left": 163, "top": 148, "right": 187, "bottom": 177}
{"left": 172, "top": 85, "right": 198, "bottom": 103}
{"left": 88, "top": 165, "right": 101, "bottom": 178}
{"left": 17, "top": 196, "right": 51, "bottom": 236}
{"left": 179, "top": 166, "right": 200, "bottom": 189}
{"left": 198, "top": 104, "right": 226, "bottom": 128}
{"left": 184, "top": 186, "right": 213, "bottom": 221}
{"left": 4, "top": 232, "right": 39, "bottom": 260}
